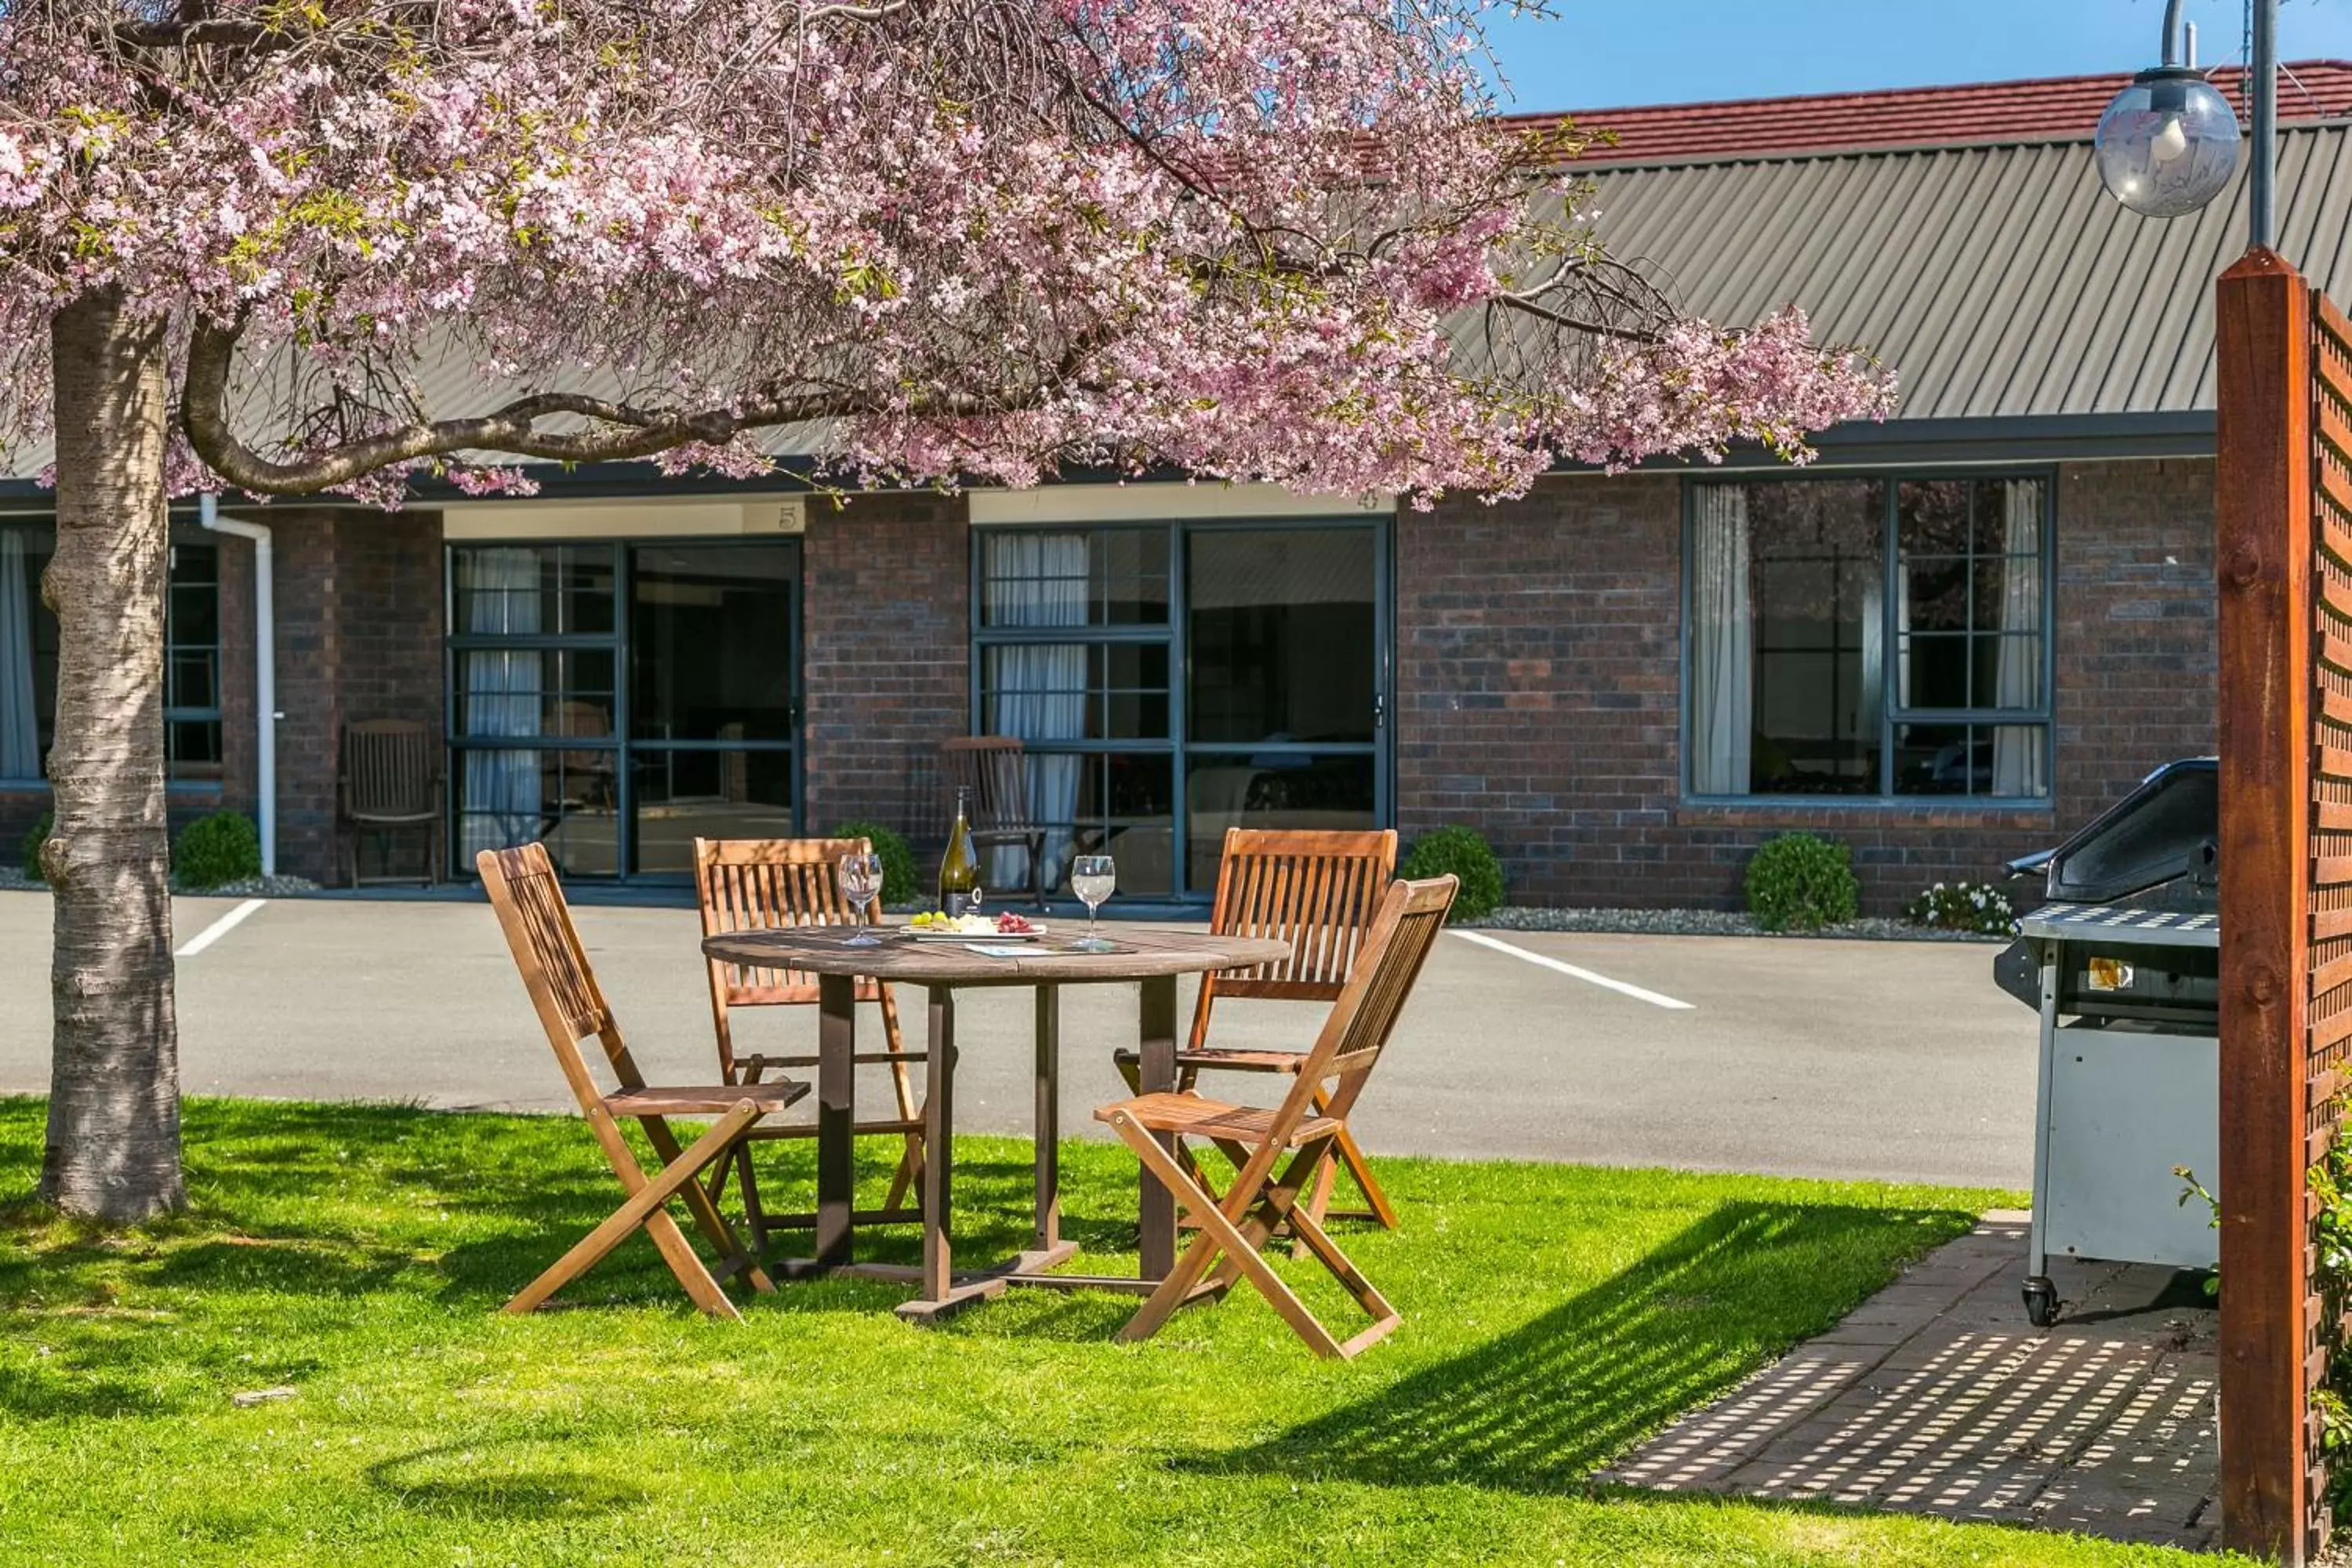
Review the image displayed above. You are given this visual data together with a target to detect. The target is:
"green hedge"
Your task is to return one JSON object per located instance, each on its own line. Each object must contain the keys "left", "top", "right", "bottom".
{"left": 20, "top": 810, "right": 50, "bottom": 881}
{"left": 1399, "top": 826, "right": 1504, "bottom": 921}
{"left": 1743, "top": 833, "right": 1860, "bottom": 932}
{"left": 173, "top": 811, "right": 262, "bottom": 891}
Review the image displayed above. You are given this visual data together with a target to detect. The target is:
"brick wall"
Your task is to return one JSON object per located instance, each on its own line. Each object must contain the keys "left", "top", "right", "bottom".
{"left": 800, "top": 492, "right": 970, "bottom": 850}
{"left": 222, "top": 506, "right": 444, "bottom": 883}
{"left": 1395, "top": 459, "right": 2217, "bottom": 913}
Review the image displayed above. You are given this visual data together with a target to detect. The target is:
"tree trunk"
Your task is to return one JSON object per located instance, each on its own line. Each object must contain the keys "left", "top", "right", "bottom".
{"left": 38, "top": 289, "right": 184, "bottom": 1221}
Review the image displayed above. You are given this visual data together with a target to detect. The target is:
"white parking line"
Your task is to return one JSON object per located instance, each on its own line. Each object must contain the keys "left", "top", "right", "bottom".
{"left": 1448, "top": 928, "right": 1697, "bottom": 1011}
{"left": 175, "top": 898, "right": 267, "bottom": 959}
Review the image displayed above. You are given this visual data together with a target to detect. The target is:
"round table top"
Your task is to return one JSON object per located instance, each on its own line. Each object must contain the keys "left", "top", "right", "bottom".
{"left": 699, "top": 924, "right": 1294, "bottom": 986}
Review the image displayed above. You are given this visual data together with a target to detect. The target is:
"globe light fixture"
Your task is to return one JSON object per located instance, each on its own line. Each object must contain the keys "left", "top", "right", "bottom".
{"left": 2094, "top": 65, "right": 2241, "bottom": 219}
{"left": 2091, "top": 0, "right": 2278, "bottom": 247}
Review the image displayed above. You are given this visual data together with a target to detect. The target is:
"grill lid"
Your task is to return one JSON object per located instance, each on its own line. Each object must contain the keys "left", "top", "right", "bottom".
{"left": 2024, "top": 758, "right": 2218, "bottom": 911}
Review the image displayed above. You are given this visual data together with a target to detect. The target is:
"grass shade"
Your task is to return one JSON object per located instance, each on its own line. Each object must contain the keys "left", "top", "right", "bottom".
{"left": 0, "top": 1097, "right": 2204, "bottom": 1566}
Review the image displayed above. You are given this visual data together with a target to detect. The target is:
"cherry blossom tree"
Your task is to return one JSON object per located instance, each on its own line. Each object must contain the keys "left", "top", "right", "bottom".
{"left": 0, "top": 0, "right": 1891, "bottom": 1219}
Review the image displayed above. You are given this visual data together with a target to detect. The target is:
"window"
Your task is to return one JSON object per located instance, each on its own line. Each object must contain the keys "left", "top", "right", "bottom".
{"left": 0, "top": 521, "right": 223, "bottom": 785}
{"left": 447, "top": 539, "right": 800, "bottom": 879}
{"left": 1686, "top": 475, "right": 2052, "bottom": 801}
{"left": 973, "top": 521, "right": 1385, "bottom": 899}
{"left": 165, "top": 542, "right": 223, "bottom": 779}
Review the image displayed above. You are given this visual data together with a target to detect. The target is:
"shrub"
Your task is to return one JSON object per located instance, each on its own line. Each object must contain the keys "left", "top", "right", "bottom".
{"left": 1904, "top": 879, "right": 2017, "bottom": 935}
{"left": 172, "top": 811, "right": 262, "bottom": 891}
{"left": 1743, "top": 833, "right": 1860, "bottom": 932}
{"left": 1400, "top": 826, "right": 1504, "bottom": 921}
{"left": 831, "top": 818, "right": 919, "bottom": 906}
{"left": 20, "top": 810, "right": 50, "bottom": 881}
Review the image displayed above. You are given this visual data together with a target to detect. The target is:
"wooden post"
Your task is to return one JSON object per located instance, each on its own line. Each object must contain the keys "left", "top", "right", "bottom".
{"left": 2216, "top": 245, "right": 2316, "bottom": 1564}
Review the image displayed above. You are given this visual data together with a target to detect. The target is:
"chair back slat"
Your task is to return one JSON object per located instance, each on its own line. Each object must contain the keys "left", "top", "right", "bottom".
{"left": 343, "top": 719, "right": 437, "bottom": 818}
{"left": 940, "top": 736, "right": 1037, "bottom": 833}
{"left": 693, "top": 837, "right": 886, "bottom": 1007}
{"left": 1189, "top": 829, "right": 1397, "bottom": 1046}
{"left": 477, "top": 843, "right": 644, "bottom": 1111}
{"left": 1272, "top": 874, "right": 1457, "bottom": 1127}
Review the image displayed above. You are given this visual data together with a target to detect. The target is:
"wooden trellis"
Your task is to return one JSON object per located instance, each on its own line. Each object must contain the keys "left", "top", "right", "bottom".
{"left": 2216, "top": 247, "right": 2352, "bottom": 1564}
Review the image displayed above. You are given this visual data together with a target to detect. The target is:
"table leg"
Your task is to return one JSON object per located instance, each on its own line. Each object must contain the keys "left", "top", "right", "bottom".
{"left": 1137, "top": 974, "right": 1178, "bottom": 1281}
{"left": 920, "top": 985, "right": 956, "bottom": 1301}
{"left": 815, "top": 971, "right": 857, "bottom": 1269}
{"left": 1033, "top": 982, "right": 1061, "bottom": 1253}
{"left": 895, "top": 985, "right": 1010, "bottom": 1324}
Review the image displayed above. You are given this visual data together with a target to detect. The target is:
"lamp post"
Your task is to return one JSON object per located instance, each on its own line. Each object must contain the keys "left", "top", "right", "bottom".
{"left": 2092, "top": 0, "right": 2277, "bottom": 248}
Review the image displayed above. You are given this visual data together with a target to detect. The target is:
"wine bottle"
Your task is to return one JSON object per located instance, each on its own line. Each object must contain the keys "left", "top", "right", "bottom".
{"left": 939, "top": 786, "right": 979, "bottom": 918}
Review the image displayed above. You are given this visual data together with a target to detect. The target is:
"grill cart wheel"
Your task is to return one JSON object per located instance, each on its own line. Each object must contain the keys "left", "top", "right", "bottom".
{"left": 2022, "top": 1276, "right": 2059, "bottom": 1327}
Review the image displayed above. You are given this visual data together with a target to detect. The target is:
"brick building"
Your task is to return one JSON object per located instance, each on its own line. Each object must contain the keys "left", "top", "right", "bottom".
{"left": 2, "top": 68, "right": 2342, "bottom": 910}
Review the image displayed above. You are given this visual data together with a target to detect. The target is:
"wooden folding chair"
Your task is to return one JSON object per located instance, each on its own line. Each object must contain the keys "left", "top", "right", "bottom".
{"left": 1096, "top": 874, "right": 1457, "bottom": 1360}
{"left": 1114, "top": 828, "right": 1400, "bottom": 1236}
{"left": 692, "top": 837, "right": 925, "bottom": 1255}
{"left": 477, "top": 843, "right": 803, "bottom": 1319}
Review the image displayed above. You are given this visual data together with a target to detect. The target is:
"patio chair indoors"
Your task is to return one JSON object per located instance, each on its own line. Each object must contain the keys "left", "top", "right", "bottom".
{"left": 938, "top": 735, "right": 1050, "bottom": 908}
{"left": 339, "top": 718, "right": 441, "bottom": 886}
{"left": 692, "top": 837, "right": 926, "bottom": 1255}
{"left": 1096, "top": 873, "right": 1458, "bottom": 1359}
{"left": 477, "top": 842, "right": 802, "bottom": 1319}
{"left": 1113, "top": 828, "right": 1401, "bottom": 1237}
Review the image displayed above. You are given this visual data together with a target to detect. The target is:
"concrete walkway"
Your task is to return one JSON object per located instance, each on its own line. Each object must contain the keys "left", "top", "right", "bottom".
{"left": 1604, "top": 1212, "right": 2220, "bottom": 1550}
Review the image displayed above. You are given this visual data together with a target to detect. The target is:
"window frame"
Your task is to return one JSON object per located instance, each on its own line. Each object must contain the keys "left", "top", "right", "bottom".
{"left": 442, "top": 535, "right": 805, "bottom": 880}
{"left": 1679, "top": 468, "right": 2060, "bottom": 808}
{"left": 968, "top": 514, "right": 1393, "bottom": 901}
{"left": 162, "top": 535, "right": 225, "bottom": 783}
{"left": 0, "top": 512, "right": 227, "bottom": 792}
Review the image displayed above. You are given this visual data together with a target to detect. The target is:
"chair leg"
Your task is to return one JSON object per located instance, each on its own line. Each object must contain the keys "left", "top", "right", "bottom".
{"left": 1306, "top": 1084, "right": 1397, "bottom": 1230}
{"left": 878, "top": 985, "right": 926, "bottom": 1214}
{"left": 1107, "top": 1113, "right": 1344, "bottom": 1359}
{"left": 507, "top": 1102, "right": 764, "bottom": 1317}
{"left": 641, "top": 1115, "right": 774, "bottom": 1296}
{"left": 1283, "top": 1205, "right": 1401, "bottom": 1359}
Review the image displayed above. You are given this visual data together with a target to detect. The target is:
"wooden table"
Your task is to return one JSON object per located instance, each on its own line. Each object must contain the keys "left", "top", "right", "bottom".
{"left": 695, "top": 924, "right": 1293, "bottom": 1320}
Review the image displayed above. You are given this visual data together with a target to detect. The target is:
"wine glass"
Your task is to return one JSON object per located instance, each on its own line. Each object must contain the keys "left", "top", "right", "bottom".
{"left": 837, "top": 851, "right": 885, "bottom": 947}
{"left": 1070, "top": 854, "right": 1116, "bottom": 952}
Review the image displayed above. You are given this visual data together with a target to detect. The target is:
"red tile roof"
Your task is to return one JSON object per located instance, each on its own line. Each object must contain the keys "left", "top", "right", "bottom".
{"left": 1498, "top": 60, "right": 2352, "bottom": 167}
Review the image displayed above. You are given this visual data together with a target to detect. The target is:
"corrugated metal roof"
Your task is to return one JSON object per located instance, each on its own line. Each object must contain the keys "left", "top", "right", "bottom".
{"left": 1500, "top": 61, "right": 2352, "bottom": 167}
{"left": 1560, "top": 122, "right": 2352, "bottom": 420}
{"left": 9, "top": 102, "right": 2347, "bottom": 489}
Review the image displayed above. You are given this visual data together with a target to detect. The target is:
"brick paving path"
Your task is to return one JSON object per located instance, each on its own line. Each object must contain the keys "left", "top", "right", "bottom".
{"left": 1603, "top": 1211, "right": 2220, "bottom": 1551}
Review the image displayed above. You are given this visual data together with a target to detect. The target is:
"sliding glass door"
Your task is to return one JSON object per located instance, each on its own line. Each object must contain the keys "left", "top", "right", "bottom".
{"left": 974, "top": 517, "right": 1388, "bottom": 900}
{"left": 1182, "top": 526, "right": 1381, "bottom": 891}
{"left": 448, "top": 539, "right": 800, "bottom": 880}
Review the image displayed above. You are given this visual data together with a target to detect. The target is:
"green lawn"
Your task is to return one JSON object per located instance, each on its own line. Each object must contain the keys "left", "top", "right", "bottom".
{"left": 0, "top": 1097, "right": 2210, "bottom": 1566}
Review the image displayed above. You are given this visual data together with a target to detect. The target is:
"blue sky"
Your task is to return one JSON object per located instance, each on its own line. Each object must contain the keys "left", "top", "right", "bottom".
{"left": 1485, "top": 0, "right": 2352, "bottom": 111}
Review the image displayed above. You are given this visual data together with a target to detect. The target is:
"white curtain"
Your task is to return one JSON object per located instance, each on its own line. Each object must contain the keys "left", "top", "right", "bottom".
{"left": 0, "top": 532, "right": 38, "bottom": 781}
{"left": 1689, "top": 487, "right": 1753, "bottom": 795}
{"left": 1991, "top": 478, "right": 2048, "bottom": 798}
{"left": 459, "top": 549, "right": 546, "bottom": 857}
{"left": 984, "top": 532, "right": 1087, "bottom": 890}
{"left": 1860, "top": 575, "right": 1884, "bottom": 768}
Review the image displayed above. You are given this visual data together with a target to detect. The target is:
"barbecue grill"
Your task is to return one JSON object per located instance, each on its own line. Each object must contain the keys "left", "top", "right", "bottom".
{"left": 1994, "top": 758, "right": 2220, "bottom": 1327}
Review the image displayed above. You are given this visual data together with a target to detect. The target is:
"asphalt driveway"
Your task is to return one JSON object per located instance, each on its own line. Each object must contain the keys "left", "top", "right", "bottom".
{"left": 0, "top": 890, "right": 2037, "bottom": 1188}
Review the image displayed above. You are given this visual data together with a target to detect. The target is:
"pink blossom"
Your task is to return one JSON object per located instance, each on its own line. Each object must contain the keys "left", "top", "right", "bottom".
{"left": 0, "top": 1, "right": 1891, "bottom": 503}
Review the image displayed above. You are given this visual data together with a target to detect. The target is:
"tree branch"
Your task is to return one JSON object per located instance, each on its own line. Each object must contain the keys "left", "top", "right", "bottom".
{"left": 180, "top": 318, "right": 840, "bottom": 492}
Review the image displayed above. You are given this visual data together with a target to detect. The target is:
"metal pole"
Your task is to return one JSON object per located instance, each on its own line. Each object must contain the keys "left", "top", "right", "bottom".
{"left": 2251, "top": 0, "right": 2278, "bottom": 249}
{"left": 2161, "top": 0, "right": 2186, "bottom": 66}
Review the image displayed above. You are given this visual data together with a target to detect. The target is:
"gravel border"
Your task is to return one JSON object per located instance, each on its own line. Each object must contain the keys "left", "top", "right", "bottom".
{"left": 0, "top": 868, "right": 319, "bottom": 897}
{"left": 1465, "top": 906, "right": 2011, "bottom": 943}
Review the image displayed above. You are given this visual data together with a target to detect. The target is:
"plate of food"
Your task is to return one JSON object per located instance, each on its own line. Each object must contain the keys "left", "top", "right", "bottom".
{"left": 906, "top": 911, "right": 1050, "bottom": 941}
